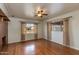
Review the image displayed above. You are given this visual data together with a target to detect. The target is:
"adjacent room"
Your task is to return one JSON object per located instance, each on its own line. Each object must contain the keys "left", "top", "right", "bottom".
{"left": 0, "top": 3, "right": 79, "bottom": 55}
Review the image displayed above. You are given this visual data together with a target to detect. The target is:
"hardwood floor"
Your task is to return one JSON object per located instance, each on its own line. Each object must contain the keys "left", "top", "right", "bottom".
{"left": 0, "top": 39, "right": 79, "bottom": 55}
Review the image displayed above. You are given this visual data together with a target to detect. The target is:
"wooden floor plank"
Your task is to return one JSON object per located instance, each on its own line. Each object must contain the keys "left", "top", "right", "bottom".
{"left": 0, "top": 39, "right": 79, "bottom": 55}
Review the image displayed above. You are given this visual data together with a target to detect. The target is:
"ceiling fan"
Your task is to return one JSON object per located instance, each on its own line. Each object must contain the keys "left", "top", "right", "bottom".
{"left": 35, "top": 7, "right": 48, "bottom": 18}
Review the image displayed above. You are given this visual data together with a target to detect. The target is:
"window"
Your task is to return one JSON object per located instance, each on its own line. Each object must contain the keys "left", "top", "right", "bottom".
{"left": 24, "top": 23, "right": 37, "bottom": 34}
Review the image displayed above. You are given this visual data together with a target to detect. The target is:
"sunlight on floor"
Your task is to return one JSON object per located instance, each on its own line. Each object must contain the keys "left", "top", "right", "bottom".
{"left": 25, "top": 45, "right": 35, "bottom": 54}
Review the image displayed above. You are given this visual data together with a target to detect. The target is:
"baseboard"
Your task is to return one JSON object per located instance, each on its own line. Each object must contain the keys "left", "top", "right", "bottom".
{"left": 8, "top": 38, "right": 43, "bottom": 45}
{"left": 62, "top": 44, "right": 79, "bottom": 51}
{"left": 44, "top": 38, "right": 79, "bottom": 51}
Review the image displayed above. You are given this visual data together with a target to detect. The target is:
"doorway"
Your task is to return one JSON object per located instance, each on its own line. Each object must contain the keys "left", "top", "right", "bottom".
{"left": 21, "top": 22, "right": 38, "bottom": 41}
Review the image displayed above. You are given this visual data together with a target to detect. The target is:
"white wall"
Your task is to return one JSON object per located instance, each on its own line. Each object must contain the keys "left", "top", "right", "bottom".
{"left": 43, "top": 10, "right": 79, "bottom": 50}
{"left": 42, "top": 20, "right": 47, "bottom": 39}
{"left": 38, "top": 21, "right": 43, "bottom": 38}
{"left": 8, "top": 17, "right": 43, "bottom": 43}
{"left": 8, "top": 17, "right": 21, "bottom": 43}
{"left": 0, "top": 3, "right": 21, "bottom": 43}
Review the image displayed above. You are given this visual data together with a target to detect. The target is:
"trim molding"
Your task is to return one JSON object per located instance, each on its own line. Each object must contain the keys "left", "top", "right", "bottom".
{"left": 44, "top": 38, "right": 79, "bottom": 51}
{"left": 8, "top": 38, "right": 43, "bottom": 45}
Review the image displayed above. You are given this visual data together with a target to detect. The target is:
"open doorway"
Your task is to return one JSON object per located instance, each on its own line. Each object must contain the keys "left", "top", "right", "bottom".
{"left": 21, "top": 22, "right": 38, "bottom": 41}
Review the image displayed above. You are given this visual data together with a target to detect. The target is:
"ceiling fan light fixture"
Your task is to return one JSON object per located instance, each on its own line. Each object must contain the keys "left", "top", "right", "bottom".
{"left": 38, "top": 14, "right": 42, "bottom": 17}
{"left": 35, "top": 7, "right": 48, "bottom": 18}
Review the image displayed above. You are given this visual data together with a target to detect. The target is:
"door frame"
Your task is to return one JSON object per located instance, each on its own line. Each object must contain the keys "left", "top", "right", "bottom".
{"left": 20, "top": 22, "right": 38, "bottom": 41}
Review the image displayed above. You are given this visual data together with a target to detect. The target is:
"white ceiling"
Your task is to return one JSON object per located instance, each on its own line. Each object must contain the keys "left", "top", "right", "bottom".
{"left": 4, "top": 3, "right": 79, "bottom": 20}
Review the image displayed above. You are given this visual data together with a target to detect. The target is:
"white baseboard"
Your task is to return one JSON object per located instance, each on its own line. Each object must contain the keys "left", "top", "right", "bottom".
{"left": 49, "top": 39, "right": 79, "bottom": 51}
{"left": 63, "top": 44, "right": 79, "bottom": 50}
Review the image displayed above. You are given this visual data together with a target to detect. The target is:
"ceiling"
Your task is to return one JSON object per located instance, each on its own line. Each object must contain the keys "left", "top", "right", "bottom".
{"left": 4, "top": 3, "right": 79, "bottom": 20}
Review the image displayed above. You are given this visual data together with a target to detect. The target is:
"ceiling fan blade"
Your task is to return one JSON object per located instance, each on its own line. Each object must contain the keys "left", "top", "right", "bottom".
{"left": 43, "top": 14, "right": 48, "bottom": 15}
